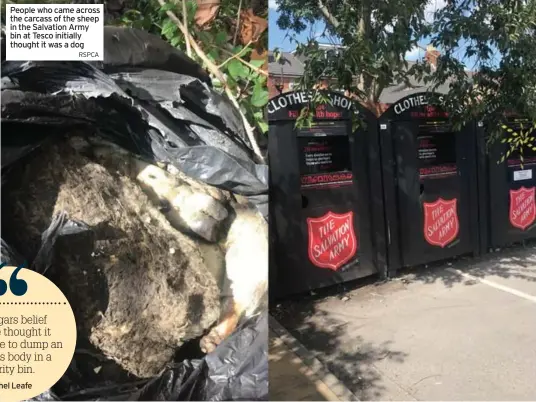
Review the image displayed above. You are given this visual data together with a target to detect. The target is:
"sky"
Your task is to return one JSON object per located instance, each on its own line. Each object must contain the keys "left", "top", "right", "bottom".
{"left": 268, "top": 0, "right": 486, "bottom": 68}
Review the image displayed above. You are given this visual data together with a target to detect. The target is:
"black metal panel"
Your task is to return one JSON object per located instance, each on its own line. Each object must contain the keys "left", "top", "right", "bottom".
{"left": 268, "top": 91, "right": 382, "bottom": 298}
{"left": 475, "top": 122, "right": 489, "bottom": 255}
{"left": 379, "top": 93, "right": 480, "bottom": 272}
{"left": 481, "top": 118, "right": 536, "bottom": 248}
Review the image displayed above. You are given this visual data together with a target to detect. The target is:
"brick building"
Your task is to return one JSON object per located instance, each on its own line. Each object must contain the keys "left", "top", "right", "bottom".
{"left": 268, "top": 44, "right": 453, "bottom": 115}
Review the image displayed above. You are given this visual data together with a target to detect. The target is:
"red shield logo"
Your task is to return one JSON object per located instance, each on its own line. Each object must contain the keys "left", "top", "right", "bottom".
{"left": 509, "top": 187, "right": 536, "bottom": 230}
{"left": 307, "top": 211, "right": 358, "bottom": 271}
{"left": 423, "top": 198, "right": 459, "bottom": 248}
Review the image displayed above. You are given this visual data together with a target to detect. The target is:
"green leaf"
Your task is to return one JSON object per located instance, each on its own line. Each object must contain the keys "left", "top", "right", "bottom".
{"left": 257, "top": 120, "right": 269, "bottom": 134}
{"left": 212, "top": 78, "right": 224, "bottom": 88}
{"left": 170, "top": 36, "right": 182, "bottom": 47}
{"left": 225, "top": 75, "right": 238, "bottom": 90}
{"left": 161, "top": 19, "right": 177, "bottom": 39}
{"left": 197, "top": 31, "right": 212, "bottom": 44}
{"left": 159, "top": 2, "right": 176, "bottom": 13}
{"left": 124, "top": 9, "right": 142, "bottom": 18}
{"left": 215, "top": 32, "right": 228, "bottom": 45}
{"left": 207, "top": 49, "right": 219, "bottom": 63}
{"left": 250, "top": 59, "right": 265, "bottom": 68}
{"left": 186, "top": 0, "right": 197, "bottom": 22}
{"left": 227, "top": 59, "right": 249, "bottom": 79}
{"left": 248, "top": 70, "right": 260, "bottom": 80}
{"left": 251, "top": 84, "right": 269, "bottom": 107}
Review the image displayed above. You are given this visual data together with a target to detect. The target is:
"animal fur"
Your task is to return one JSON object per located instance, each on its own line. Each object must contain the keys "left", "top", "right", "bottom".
{"left": 83, "top": 136, "right": 269, "bottom": 353}
{"left": 2, "top": 135, "right": 268, "bottom": 376}
{"left": 200, "top": 206, "right": 269, "bottom": 353}
{"left": 2, "top": 140, "right": 223, "bottom": 378}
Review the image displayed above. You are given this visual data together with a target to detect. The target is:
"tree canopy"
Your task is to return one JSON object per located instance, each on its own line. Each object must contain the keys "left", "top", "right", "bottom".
{"left": 273, "top": 0, "right": 536, "bottom": 135}
{"left": 421, "top": 0, "right": 536, "bottom": 134}
{"left": 275, "top": 0, "right": 431, "bottom": 108}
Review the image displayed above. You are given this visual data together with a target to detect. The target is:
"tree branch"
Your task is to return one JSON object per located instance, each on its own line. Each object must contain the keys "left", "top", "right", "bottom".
{"left": 317, "top": 0, "right": 340, "bottom": 28}
{"left": 218, "top": 43, "right": 268, "bottom": 77}
{"left": 157, "top": 0, "right": 266, "bottom": 164}
{"left": 218, "top": 41, "right": 253, "bottom": 67}
{"left": 233, "top": 0, "right": 243, "bottom": 46}
{"left": 182, "top": 0, "right": 192, "bottom": 57}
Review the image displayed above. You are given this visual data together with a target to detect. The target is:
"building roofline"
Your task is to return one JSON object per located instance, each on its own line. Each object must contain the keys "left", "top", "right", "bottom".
{"left": 289, "top": 43, "right": 344, "bottom": 53}
{"left": 268, "top": 72, "right": 304, "bottom": 78}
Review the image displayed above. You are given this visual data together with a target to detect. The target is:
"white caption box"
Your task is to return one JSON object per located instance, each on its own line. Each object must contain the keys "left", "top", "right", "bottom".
{"left": 6, "top": 4, "right": 103, "bottom": 61}
{"left": 513, "top": 169, "right": 532, "bottom": 181}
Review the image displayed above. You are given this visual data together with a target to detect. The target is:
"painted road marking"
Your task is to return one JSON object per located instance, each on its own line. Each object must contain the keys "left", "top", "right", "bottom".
{"left": 445, "top": 267, "right": 536, "bottom": 303}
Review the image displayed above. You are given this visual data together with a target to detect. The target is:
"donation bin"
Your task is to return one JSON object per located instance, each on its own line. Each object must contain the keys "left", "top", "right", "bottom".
{"left": 379, "top": 93, "right": 481, "bottom": 273}
{"left": 269, "top": 91, "right": 384, "bottom": 298}
{"left": 478, "top": 117, "right": 536, "bottom": 249}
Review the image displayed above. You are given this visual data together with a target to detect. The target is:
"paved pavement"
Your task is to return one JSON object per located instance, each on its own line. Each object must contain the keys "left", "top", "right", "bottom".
{"left": 269, "top": 319, "right": 358, "bottom": 401}
{"left": 269, "top": 333, "right": 332, "bottom": 401}
{"left": 273, "top": 244, "right": 536, "bottom": 401}
{"left": 269, "top": 328, "right": 336, "bottom": 401}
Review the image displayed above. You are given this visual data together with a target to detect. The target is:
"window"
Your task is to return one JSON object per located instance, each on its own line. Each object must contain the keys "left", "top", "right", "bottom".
{"left": 324, "top": 49, "right": 340, "bottom": 69}
{"left": 324, "top": 49, "right": 341, "bottom": 59}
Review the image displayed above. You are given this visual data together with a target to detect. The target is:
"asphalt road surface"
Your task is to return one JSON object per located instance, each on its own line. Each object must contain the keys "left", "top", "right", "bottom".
{"left": 274, "top": 245, "right": 536, "bottom": 400}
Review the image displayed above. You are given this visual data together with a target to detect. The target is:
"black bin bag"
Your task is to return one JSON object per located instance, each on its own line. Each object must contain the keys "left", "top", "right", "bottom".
{"left": 0, "top": 27, "right": 268, "bottom": 401}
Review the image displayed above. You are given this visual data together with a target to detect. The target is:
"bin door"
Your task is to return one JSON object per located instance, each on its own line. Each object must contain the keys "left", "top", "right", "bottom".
{"left": 297, "top": 123, "right": 360, "bottom": 275}
{"left": 391, "top": 119, "right": 478, "bottom": 267}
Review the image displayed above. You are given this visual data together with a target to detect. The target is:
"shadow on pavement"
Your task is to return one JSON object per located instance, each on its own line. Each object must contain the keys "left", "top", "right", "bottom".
{"left": 269, "top": 331, "right": 335, "bottom": 401}
{"left": 400, "top": 242, "right": 536, "bottom": 288}
{"left": 271, "top": 241, "right": 536, "bottom": 400}
{"left": 272, "top": 286, "right": 408, "bottom": 401}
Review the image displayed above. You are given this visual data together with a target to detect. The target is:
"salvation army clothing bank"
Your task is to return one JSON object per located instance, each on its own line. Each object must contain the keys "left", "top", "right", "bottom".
{"left": 269, "top": 90, "right": 536, "bottom": 299}
{"left": 477, "top": 116, "right": 536, "bottom": 250}
{"left": 268, "top": 91, "right": 385, "bottom": 298}
{"left": 378, "top": 93, "right": 481, "bottom": 274}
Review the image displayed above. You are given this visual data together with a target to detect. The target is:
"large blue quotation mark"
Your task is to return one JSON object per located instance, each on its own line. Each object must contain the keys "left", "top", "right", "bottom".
{"left": 0, "top": 262, "right": 29, "bottom": 296}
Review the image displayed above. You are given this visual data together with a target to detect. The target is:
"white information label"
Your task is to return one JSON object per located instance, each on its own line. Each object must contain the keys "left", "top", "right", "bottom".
{"left": 5, "top": 4, "right": 104, "bottom": 61}
{"left": 514, "top": 169, "right": 532, "bottom": 181}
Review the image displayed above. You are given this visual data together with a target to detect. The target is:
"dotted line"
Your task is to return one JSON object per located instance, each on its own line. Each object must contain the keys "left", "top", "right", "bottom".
{"left": 0, "top": 302, "right": 67, "bottom": 305}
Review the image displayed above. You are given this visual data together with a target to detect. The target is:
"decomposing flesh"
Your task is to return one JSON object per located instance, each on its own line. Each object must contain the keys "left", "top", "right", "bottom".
{"left": 1, "top": 135, "right": 268, "bottom": 378}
